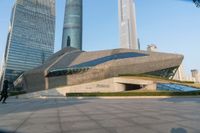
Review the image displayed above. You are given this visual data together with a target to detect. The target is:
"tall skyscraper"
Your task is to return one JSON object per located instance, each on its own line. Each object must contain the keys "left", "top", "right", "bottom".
{"left": 1, "top": 0, "right": 55, "bottom": 82}
{"left": 118, "top": 0, "right": 138, "bottom": 49}
{"left": 191, "top": 69, "right": 200, "bottom": 83}
{"left": 62, "top": 0, "right": 83, "bottom": 50}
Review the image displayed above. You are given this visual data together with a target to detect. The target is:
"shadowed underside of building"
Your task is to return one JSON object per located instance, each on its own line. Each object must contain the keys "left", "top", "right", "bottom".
{"left": 14, "top": 48, "right": 183, "bottom": 92}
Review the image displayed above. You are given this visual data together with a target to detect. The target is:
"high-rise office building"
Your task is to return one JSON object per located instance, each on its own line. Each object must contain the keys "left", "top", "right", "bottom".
{"left": 2, "top": 0, "right": 55, "bottom": 82}
{"left": 118, "top": 0, "right": 138, "bottom": 49}
{"left": 62, "top": 0, "right": 82, "bottom": 50}
{"left": 191, "top": 69, "right": 200, "bottom": 83}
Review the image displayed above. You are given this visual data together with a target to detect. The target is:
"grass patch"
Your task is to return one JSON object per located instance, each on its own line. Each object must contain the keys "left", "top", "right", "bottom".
{"left": 119, "top": 74, "right": 171, "bottom": 81}
{"left": 66, "top": 91, "right": 200, "bottom": 97}
{"left": 118, "top": 74, "right": 199, "bottom": 89}
{"left": 119, "top": 74, "right": 194, "bottom": 83}
{"left": 186, "top": 83, "right": 200, "bottom": 89}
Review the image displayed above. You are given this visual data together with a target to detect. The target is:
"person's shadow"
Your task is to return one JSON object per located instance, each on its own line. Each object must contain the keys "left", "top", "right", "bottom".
{"left": 171, "top": 128, "right": 187, "bottom": 133}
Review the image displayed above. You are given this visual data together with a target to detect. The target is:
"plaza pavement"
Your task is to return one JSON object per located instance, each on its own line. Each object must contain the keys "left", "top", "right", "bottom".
{"left": 0, "top": 97, "right": 200, "bottom": 133}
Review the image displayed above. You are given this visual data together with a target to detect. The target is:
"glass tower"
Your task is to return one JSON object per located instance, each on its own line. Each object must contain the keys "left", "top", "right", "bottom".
{"left": 118, "top": 0, "right": 138, "bottom": 49}
{"left": 2, "top": 0, "right": 55, "bottom": 82}
{"left": 62, "top": 0, "right": 82, "bottom": 50}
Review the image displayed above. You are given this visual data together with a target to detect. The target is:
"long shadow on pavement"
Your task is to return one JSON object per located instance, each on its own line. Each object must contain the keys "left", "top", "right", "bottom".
{"left": 0, "top": 98, "right": 88, "bottom": 115}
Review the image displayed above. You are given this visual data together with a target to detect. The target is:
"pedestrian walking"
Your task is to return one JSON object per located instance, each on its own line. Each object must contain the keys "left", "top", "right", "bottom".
{"left": 0, "top": 80, "right": 9, "bottom": 104}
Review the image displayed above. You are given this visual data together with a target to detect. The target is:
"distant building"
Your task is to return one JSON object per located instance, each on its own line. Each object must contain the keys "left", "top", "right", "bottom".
{"left": 118, "top": 0, "right": 138, "bottom": 49}
{"left": 62, "top": 0, "right": 83, "bottom": 50}
{"left": 1, "top": 0, "right": 55, "bottom": 82}
{"left": 191, "top": 69, "right": 200, "bottom": 83}
{"left": 147, "top": 44, "right": 157, "bottom": 52}
{"left": 184, "top": 75, "right": 195, "bottom": 82}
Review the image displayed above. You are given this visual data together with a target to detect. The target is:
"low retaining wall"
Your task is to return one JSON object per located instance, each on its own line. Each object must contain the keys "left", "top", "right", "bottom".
{"left": 17, "top": 77, "right": 156, "bottom": 98}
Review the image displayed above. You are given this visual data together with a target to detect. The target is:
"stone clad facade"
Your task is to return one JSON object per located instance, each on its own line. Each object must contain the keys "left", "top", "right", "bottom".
{"left": 14, "top": 48, "right": 183, "bottom": 92}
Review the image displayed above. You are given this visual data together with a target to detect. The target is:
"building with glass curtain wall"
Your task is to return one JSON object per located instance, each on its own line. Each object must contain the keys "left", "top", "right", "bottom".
{"left": 1, "top": 0, "right": 55, "bottom": 82}
{"left": 118, "top": 0, "right": 138, "bottom": 49}
{"left": 62, "top": 0, "right": 82, "bottom": 50}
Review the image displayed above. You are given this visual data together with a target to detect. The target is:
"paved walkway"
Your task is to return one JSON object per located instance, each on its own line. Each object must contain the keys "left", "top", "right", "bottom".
{"left": 0, "top": 97, "right": 200, "bottom": 133}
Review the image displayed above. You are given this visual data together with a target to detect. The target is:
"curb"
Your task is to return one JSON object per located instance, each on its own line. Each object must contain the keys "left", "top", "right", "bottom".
{"left": 9, "top": 95, "right": 200, "bottom": 100}
{"left": 66, "top": 96, "right": 200, "bottom": 99}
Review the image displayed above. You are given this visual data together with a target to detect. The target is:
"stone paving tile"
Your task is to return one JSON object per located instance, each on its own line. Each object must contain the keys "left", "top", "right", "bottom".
{"left": 25, "top": 117, "right": 58, "bottom": 125}
{"left": 17, "top": 123, "right": 60, "bottom": 133}
{"left": 59, "top": 109, "right": 79, "bottom": 114}
{"left": 68, "top": 128, "right": 109, "bottom": 133}
{"left": 0, "top": 119, "right": 24, "bottom": 127}
{"left": 61, "top": 121, "right": 100, "bottom": 132}
{"left": 178, "top": 120, "right": 200, "bottom": 131}
{"left": 158, "top": 110, "right": 180, "bottom": 116}
{"left": 0, "top": 98, "right": 200, "bottom": 133}
{"left": 113, "top": 112, "right": 139, "bottom": 118}
{"left": 181, "top": 114, "right": 200, "bottom": 121}
{"left": 147, "top": 122, "right": 199, "bottom": 133}
{"left": 98, "top": 118, "right": 132, "bottom": 128}
{"left": 89, "top": 114, "right": 118, "bottom": 120}
{"left": 60, "top": 115, "right": 91, "bottom": 123}
{"left": 131, "top": 116, "right": 164, "bottom": 125}
{"left": 114, "top": 126, "right": 156, "bottom": 133}
{"left": 0, "top": 116, "right": 27, "bottom": 122}
{"left": 30, "top": 113, "right": 58, "bottom": 118}
{"left": 0, "top": 126, "right": 18, "bottom": 132}
{"left": 153, "top": 114, "right": 185, "bottom": 122}
{"left": 58, "top": 111, "right": 82, "bottom": 117}
{"left": 83, "top": 111, "right": 107, "bottom": 115}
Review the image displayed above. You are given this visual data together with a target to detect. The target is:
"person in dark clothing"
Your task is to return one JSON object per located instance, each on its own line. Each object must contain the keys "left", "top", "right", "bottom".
{"left": 0, "top": 80, "right": 9, "bottom": 104}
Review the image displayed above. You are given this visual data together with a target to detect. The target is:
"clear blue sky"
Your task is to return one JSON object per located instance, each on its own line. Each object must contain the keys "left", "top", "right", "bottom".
{"left": 0, "top": 0, "right": 200, "bottom": 74}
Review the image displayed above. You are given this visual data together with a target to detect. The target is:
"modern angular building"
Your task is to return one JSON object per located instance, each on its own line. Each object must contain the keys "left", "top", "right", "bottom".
{"left": 62, "top": 0, "right": 83, "bottom": 50}
{"left": 1, "top": 0, "right": 55, "bottom": 82}
{"left": 14, "top": 48, "right": 183, "bottom": 92}
{"left": 118, "top": 0, "right": 138, "bottom": 49}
